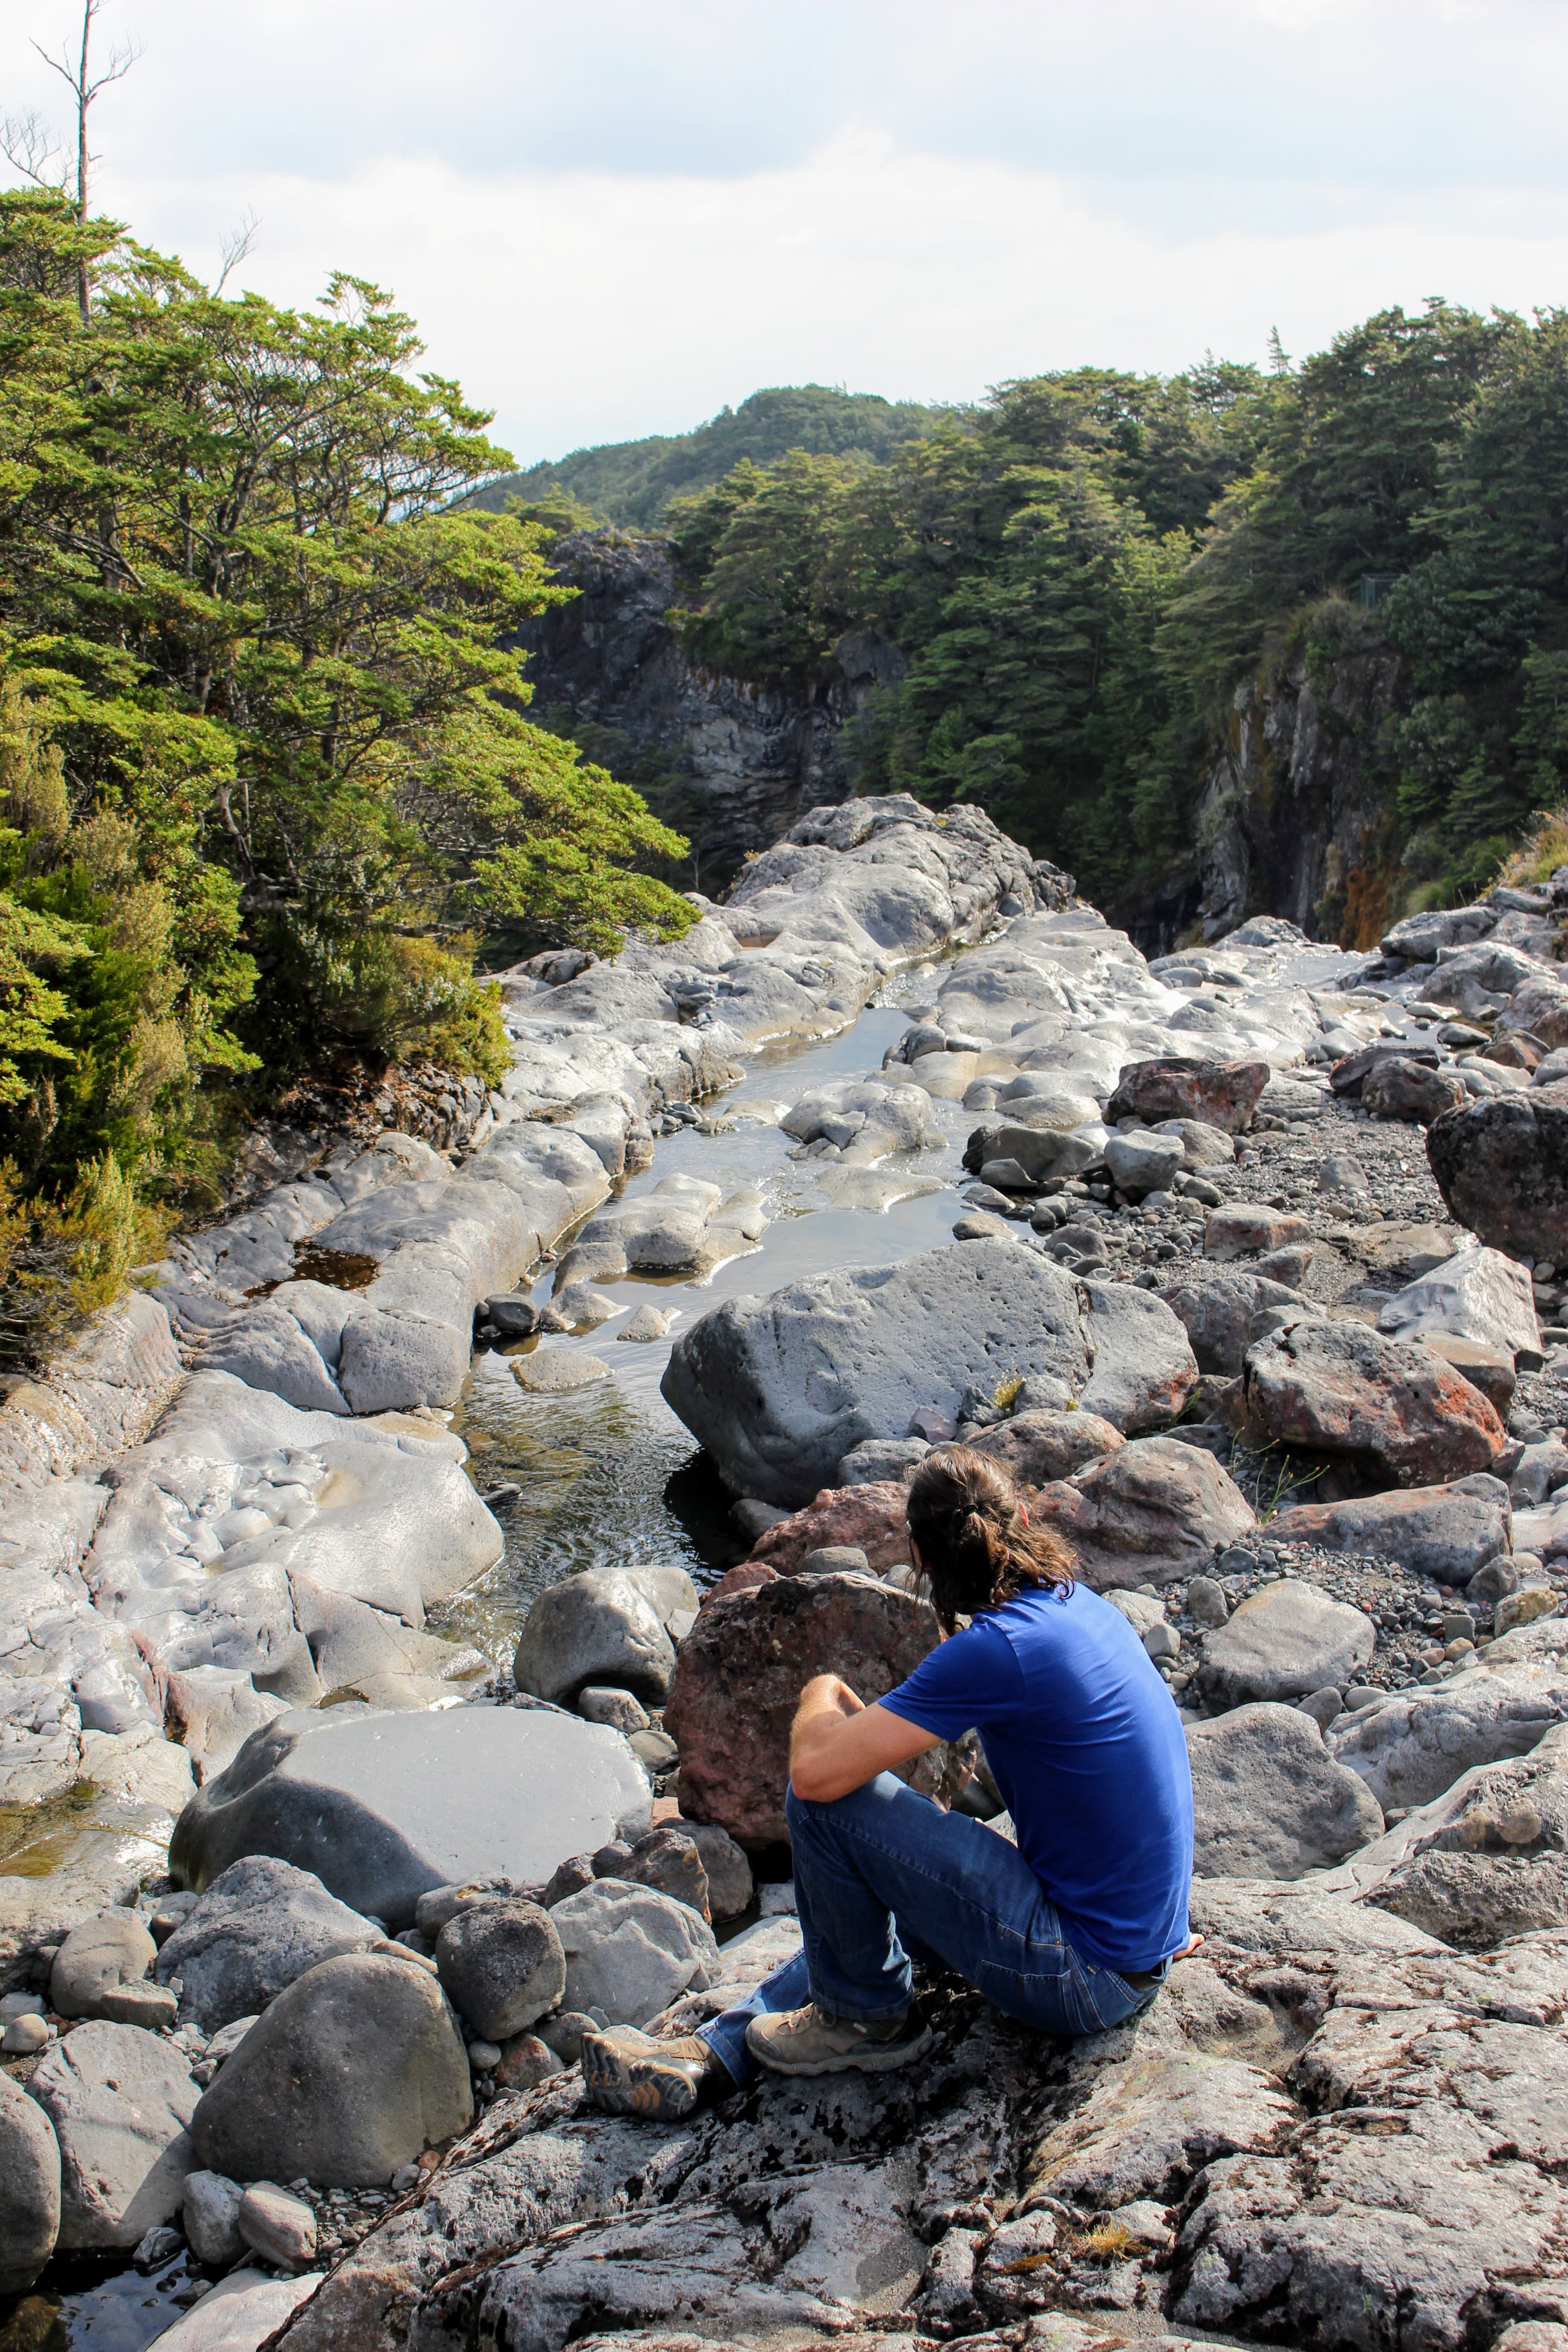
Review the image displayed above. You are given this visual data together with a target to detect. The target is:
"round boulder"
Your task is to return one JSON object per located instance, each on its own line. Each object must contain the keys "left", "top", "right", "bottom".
{"left": 1427, "top": 1084, "right": 1568, "bottom": 1260}
{"left": 433, "top": 1899, "right": 565, "bottom": 2042}
{"left": 513, "top": 1571, "right": 676, "bottom": 1705}
{"left": 50, "top": 1909, "right": 158, "bottom": 2021}
{"left": 189, "top": 1951, "right": 472, "bottom": 2189}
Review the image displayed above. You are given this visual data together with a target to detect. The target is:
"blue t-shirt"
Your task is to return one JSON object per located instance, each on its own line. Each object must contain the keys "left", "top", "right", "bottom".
{"left": 882, "top": 1583, "right": 1193, "bottom": 1972}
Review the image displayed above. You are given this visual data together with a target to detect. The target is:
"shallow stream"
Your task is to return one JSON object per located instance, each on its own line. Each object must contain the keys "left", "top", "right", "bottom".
{"left": 436, "top": 971, "right": 974, "bottom": 1663}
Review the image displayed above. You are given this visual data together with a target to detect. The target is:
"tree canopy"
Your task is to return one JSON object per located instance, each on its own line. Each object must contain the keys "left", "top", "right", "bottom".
{"left": 0, "top": 185, "right": 694, "bottom": 1231}
{"left": 665, "top": 302, "right": 1568, "bottom": 918}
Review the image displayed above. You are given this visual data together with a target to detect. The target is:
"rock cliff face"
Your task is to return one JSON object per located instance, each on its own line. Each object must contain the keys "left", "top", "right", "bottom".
{"left": 512, "top": 531, "right": 904, "bottom": 877}
{"left": 1139, "top": 645, "right": 1406, "bottom": 954}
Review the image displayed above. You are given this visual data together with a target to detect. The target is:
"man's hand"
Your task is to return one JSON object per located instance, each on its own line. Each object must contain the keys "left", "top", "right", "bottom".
{"left": 789, "top": 1674, "right": 939, "bottom": 1804}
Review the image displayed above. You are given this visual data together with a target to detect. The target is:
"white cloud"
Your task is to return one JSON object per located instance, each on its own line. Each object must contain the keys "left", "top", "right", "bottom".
{"left": 6, "top": 0, "right": 1568, "bottom": 465}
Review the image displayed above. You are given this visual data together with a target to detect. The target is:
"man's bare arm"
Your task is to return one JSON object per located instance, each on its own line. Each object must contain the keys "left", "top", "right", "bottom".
{"left": 789, "top": 1674, "right": 940, "bottom": 1803}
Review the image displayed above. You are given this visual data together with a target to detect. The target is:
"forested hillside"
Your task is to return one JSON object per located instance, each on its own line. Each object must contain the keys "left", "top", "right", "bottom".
{"left": 660, "top": 307, "right": 1568, "bottom": 921}
{"left": 464, "top": 385, "right": 940, "bottom": 531}
{"left": 0, "top": 186, "right": 695, "bottom": 1326}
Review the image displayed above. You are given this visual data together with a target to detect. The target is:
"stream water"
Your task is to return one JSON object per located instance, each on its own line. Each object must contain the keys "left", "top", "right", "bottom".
{"left": 435, "top": 968, "right": 978, "bottom": 1663}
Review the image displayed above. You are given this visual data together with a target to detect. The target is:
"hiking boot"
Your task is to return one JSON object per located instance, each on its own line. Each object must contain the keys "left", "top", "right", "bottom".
{"left": 745, "top": 2002, "right": 931, "bottom": 2078}
{"left": 580, "top": 2027, "right": 735, "bottom": 2120}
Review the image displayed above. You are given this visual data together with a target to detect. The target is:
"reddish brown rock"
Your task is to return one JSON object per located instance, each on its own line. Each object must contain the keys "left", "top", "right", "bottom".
{"left": 700, "top": 1561, "right": 778, "bottom": 1608}
{"left": 1028, "top": 1435, "right": 1256, "bottom": 1590}
{"left": 1243, "top": 1318, "right": 1507, "bottom": 1487}
{"left": 1205, "top": 1206, "right": 1312, "bottom": 1264}
{"left": 1105, "top": 1057, "right": 1269, "bottom": 1134}
{"left": 750, "top": 1483, "right": 911, "bottom": 1577}
{"left": 1361, "top": 1058, "right": 1468, "bottom": 1125}
{"left": 966, "top": 1409, "right": 1124, "bottom": 1489}
{"left": 1427, "top": 1082, "right": 1568, "bottom": 1260}
{"left": 664, "top": 1573, "right": 940, "bottom": 1845}
{"left": 492, "top": 2033, "right": 559, "bottom": 2093}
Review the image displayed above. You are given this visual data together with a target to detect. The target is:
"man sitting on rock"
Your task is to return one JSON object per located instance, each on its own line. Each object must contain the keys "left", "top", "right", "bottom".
{"left": 583, "top": 1446, "right": 1196, "bottom": 2119}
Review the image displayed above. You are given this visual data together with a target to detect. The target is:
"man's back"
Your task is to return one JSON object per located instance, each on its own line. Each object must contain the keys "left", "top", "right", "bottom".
{"left": 884, "top": 1581, "right": 1193, "bottom": 1972}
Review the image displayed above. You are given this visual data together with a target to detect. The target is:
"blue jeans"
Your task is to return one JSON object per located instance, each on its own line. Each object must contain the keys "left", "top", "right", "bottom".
{"left": 697, "top": 1773, "right": 1171, "bottom": 2086}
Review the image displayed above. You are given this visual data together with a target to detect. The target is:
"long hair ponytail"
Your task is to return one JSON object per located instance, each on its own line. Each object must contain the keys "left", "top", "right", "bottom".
{"left": 905, "top": 1446, "right": 1074, "bottom": 1634}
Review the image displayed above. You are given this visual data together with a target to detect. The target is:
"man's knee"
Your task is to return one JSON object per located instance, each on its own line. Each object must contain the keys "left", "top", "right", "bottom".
{"left": 786, "top": 1772, "right": 923, "bottom": 1839}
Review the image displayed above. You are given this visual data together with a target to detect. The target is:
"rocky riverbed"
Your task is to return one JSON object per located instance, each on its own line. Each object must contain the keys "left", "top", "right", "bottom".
{"left": 4, "top": 797, "right": 1568, "bottom": 2352}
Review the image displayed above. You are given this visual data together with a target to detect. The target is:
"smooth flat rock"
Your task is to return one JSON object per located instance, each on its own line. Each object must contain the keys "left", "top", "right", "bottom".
{"left": 169, "top": 1705, "right": 651, "bottom": 1930}
{"left": 1188, "top": 1703, "right": 1386, "bottom": 1877}
{"left": 26, "top": 2020, "right": 199, "bottom": 2249}
{"left": 662, "top": 1239, "right": 1093, "bottom": 1508}
{"left": 155, "top": 1855, "right": 380, "bottom": 2030}
{"left": 190, "top": 1951, "right": 472, "bottom": 2188}
{"left": 1198, "top": 1579, "right": 1376, "bottom": 1708}
{"left": 512, "top": 1352, "right": 611, "bottom": 1393}
{"left": 1268, "top": 1474, "right": 1513, "bottom": 1583}
{"left": 146, "top": 2268, "right": 323, "bottom": 2352}
{"left": 0, "top": 2072, "right": 60, "bottom": 2292}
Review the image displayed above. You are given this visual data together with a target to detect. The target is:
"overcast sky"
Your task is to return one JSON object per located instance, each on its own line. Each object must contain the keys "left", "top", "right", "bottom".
{"left": 5, "top": 0, "right": 1567, "bottom": 468}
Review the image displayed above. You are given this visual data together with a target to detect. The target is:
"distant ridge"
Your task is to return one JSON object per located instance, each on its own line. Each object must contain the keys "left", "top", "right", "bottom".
{"left": 465, "top": 384, "right": 942, "bottom": 531}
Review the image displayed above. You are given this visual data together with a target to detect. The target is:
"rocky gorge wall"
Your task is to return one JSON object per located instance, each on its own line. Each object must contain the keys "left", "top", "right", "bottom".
{"left": 1137, "top": 638, "right": 1409, "bottom": 955}
{"left": 511, "top": 530, "right": 907, "bottom": 876}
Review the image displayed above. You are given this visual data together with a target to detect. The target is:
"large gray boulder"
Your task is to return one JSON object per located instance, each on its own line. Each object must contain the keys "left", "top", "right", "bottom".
{"left": 155, "top": 1855, "right": 381, "bottom": 2030}
{"left": 190, "top": 1951, "right": 471, "bottom": 2188}
{"left": 433, "top": 1899, "right": 566, "bottom": 2042}
{"left": 513, "top": 1572, "right": 676, "bottom": 1706}
{"left": 550, "top": 1879, "right": 720, "bottom": 2027}
{"left": 662, "top": 1240, "right": 1093, "bottom": 1507}
{"left": 1197, "top": 1580, "right": 1377, "bottom": 1708}
{"left": 169, "top": 1704, "right": 651, "bottom": 1929}
{"left": 1188, "top": 1704, "right": 1385, "bottom": 1878}
{"left": 26, "top": 2020, "right": 199, "bottom": 2249}
{"left": 1266, "top": 1474, "right": 1512, "bottom": 1583}
{"left": 0, "top": 2073, "right": 60, "bottom": 2291}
